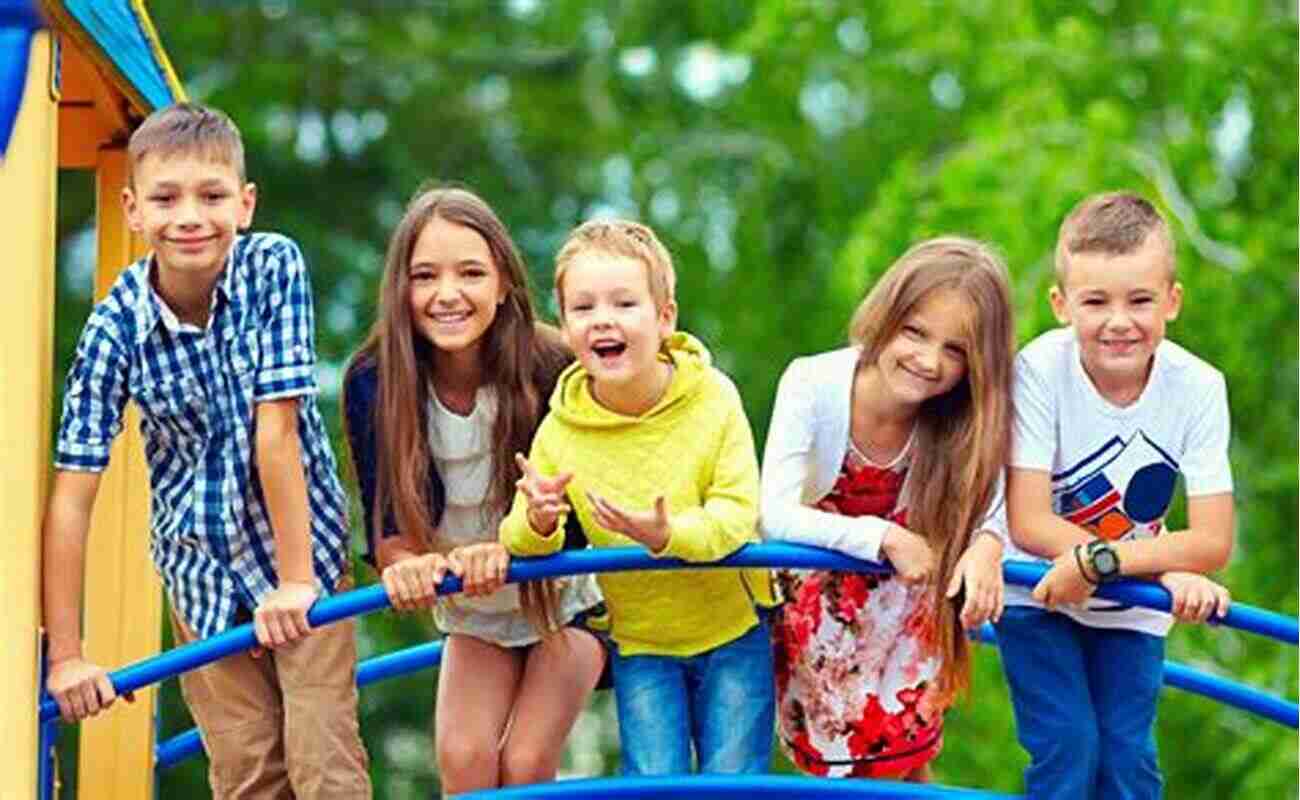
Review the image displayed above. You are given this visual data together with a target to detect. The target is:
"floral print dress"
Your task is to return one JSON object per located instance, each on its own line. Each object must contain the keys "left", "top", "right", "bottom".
{"left": 773, "top": 440, "right": 945, "bottom": 778}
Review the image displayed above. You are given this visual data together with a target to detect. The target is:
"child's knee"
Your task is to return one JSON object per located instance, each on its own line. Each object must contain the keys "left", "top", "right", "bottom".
{"left": 1098, "top": 739, "right": 1161, "bottom": 795}
{"left": 1023, "top": 721, "right": 1100, "bottom": 795}
{"left": 499, "top": 738, "right": 559, "bottom": 784}
{"left": 437, "top": 733, "right": 499, "bottom": 780}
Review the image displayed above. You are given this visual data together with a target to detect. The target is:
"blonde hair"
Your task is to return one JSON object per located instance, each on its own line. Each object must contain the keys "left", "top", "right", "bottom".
{"left": 553, "top": 218, "right": 676, "bottom": 315}
{"left": 1055, "top": 191, "right": 1175, "bottom": 286}
{"left": 849, "top": 236, "right": 1015, "bottom": 702}
{"left": 128, "top": 102, "right": 246, "bottom": 184}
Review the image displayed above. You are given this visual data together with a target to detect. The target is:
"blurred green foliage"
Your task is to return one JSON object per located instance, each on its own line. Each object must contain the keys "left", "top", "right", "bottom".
{"left": 49, "top": 1, "right": 1296, "bottom": 797}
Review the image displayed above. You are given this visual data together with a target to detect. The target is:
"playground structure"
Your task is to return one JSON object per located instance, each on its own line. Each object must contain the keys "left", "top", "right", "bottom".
{"left": 4, "top": 1, "right": 183, "bottom": 798}
{"left": 5, "top": 3, "right": 1296, "bottom": 799}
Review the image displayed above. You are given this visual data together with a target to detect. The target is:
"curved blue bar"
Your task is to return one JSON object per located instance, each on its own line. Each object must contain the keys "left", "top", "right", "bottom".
{"left": 155, "top": 640, "right": 449, "bottom": 771}
{"left": 1161, "top": 662, "right": 1298, "bottom": 728}
{"left": 42, "top": 543, "right": 879, "bottom": 723}
{"left": 41, "top": 544, "right": 1296, "bottom": 724}
{"left": 973, "top": 625, "right": 1297, "bottom": 728}
{"left": 1001, "top": 560, "right": 1298, "bottom": 645}
{"left": 461, "top": 775, "right": 1022, "bottom": 798}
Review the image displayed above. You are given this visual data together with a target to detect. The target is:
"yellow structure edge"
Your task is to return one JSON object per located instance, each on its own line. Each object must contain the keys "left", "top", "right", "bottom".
{"left": 76, "top": 145, "right": 163, "bottom": 800}
{"left": 0, "top": 29, "right": 58, "bottom": 800}
{"left": 127, "top": 0, "right": 187, "bottom": 103}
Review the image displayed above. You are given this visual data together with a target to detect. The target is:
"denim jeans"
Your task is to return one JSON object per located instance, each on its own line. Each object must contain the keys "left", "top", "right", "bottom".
{"left": 611, "top": 614, "right": 775, "bottom": 776}
{"left": 995, "top": 605, "right": 1165, "bottom": 800}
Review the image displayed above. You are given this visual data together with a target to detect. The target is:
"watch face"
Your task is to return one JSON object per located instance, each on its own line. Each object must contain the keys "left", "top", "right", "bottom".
{"left": 1093, "top": 548, "right": 1119, "bottom": 576}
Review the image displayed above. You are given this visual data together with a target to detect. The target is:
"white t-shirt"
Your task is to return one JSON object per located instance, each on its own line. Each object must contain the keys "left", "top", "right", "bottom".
{"left": 1005, "top": 328, "right": 1233, "bottom": 637}
{"left": 429, "top": 386, "right": 602, "bottom": 646}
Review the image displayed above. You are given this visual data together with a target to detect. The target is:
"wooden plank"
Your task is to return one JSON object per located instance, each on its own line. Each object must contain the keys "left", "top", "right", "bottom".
{"left": 76, "top": 144, "right": 161, "bottom": 800}
{"left": 0, "top": 30, "right": 58, "bottom": 800}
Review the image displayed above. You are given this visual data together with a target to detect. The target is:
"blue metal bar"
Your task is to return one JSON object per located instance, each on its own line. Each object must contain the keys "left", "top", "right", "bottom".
{"left": 158, "top": 612, "right": 1298, "bottom": 773}
{"left": 1000, "top": 560, "right": 1298, "bottom": 645}
{"left": 37, "top": 634, "right": 57, "bottom": 800}
{"left": 155, "top": 642, "right": 448, "bottom": 769}
{"left": 461, "top": 775, "right": 1023, "bottom": 798}
{"left": 41, "top": 545, "right": 1297, "bottom": 724}
{"left": 40, "top": 544, "right": 882, "bottom": 724}
{"left": 973, "top": 625, "right": 1298, "bottom": 728}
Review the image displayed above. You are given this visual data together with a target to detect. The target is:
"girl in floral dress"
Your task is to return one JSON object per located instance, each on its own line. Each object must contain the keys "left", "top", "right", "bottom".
{"left": 759, "top": 237, "right": 1015, "bottom": 781}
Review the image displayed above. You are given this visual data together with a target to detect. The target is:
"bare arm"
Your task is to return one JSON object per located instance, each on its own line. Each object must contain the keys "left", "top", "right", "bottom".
{"left": 43, "top": 470, "right": 102, "bottom": 665}
{"left": 375, "top": 525, "right": 430, "bottom": 570}
{"left": 1114, "top": 493, "right": 1234, "bottom": 576}
{"left": 43, "top": 470, "right": 128, "bottom": 721}
{"left": 1010, "top": 467, "right": 1233, "bottom": 574}
{"left": 1006, "top": 467, "right": 1095, "bottom": 558}
{"left": 256, "top": 398, "right": 314, "bottom": 584}
{"left": 253, "top": 398, "right": 318, "bottom": 646}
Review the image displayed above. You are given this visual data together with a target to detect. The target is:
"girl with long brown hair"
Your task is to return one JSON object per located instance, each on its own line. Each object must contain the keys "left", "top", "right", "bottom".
{"left": 342, "top": 187, "right": 606, "bottom": 794}
{"left": 759, "top": 237, "right": 1015, "bottom": 782}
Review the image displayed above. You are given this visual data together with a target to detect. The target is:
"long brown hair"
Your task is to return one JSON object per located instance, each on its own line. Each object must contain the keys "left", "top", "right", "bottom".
{"left": 342, "top": 186, "right": 569, "bottom": 629}
{"left": 847, "top": 236, "right": 1015, "bottom": 702}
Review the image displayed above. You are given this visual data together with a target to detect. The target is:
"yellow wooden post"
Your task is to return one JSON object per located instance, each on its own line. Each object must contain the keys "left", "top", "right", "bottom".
{"left": 0, "top": 28, "right": 58, "bottom": 800}
{"left": 76, "top": 144, "right": 162, "bottom": 800}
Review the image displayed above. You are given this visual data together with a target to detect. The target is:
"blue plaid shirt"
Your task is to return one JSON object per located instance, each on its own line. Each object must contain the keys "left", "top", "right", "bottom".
{"left": 55, "top": 233, "right": 350, "bottom": 638}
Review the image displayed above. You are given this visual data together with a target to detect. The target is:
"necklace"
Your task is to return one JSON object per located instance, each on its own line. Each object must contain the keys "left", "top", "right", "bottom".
{"left": 850, "top": 421, "right": 915, "bottom": 466}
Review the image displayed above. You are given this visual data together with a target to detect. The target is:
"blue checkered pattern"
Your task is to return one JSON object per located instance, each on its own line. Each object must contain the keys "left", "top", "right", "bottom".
{"left": 55, "top": 233, "right": 350, "bottom": 638}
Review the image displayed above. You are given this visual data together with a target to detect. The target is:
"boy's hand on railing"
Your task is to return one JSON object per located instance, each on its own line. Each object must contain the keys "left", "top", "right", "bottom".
{"left": 47, "top": 657, "right": 133, "bottom": 722}
{"left": 948, "top": 531, "right": 1005, "bottom": 628}
{"left": 1032, "top": 548, "right": 1098, "bottom": 608}
{"left": 881, "top": 524, "right": 934, "bottom": 584}
{"left": 586, "top": 492, "right": 671, "bottom": 553}
{"left": 448, "top": 543, "right": 510, "bottom": 597}
{"left": 382, "top": 553, "right": 452, "bottom": 611}
{"left": 254, "top": 581, "right": 318, "bottom": 649}
{"left": 515, "top": 453, "right": 573, "bottom": 535}
{"left": 1159, "top": 571, "right": 1231, "bottom": 623}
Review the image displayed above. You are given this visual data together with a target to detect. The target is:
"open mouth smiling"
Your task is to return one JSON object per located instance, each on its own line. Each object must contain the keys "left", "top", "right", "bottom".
{"left": 591, "top": 341, "right": 627, "bottom": 360}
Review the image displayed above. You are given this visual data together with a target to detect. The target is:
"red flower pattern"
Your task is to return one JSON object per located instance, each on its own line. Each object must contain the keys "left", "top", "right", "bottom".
{"left": 775, "top": 447, "right": 945, "bottom": 779}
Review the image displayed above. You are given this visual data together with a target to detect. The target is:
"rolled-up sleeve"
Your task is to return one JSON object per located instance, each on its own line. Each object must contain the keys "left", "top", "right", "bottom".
{"left": 55, "top": 317, "right": 129, "bottom": 471}
{"left": 255, "top": 237, "right": 318, "bottom": 401}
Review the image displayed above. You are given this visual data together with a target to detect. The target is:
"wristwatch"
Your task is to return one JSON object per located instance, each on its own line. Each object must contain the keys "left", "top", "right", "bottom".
{"left": 1085, "top": 539, "right": 1121, "bottom": 583}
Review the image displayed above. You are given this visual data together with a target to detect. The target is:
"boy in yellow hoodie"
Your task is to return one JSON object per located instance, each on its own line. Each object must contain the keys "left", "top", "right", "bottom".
{"left": 500, "top": 218, "right": 775, "bottom": 775}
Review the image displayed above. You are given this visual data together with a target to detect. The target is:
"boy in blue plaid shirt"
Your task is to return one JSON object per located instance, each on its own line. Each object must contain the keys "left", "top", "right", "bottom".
{"left": 42, "top": 103, "right": 371, "bottom": 798}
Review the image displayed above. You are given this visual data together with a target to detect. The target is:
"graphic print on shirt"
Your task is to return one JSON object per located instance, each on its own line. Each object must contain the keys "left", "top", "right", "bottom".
{"left": 1052, "top": 431, "right": 1179, "bottom": 542}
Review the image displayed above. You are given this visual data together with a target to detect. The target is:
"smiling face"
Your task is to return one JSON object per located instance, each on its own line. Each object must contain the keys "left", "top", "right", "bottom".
{"left": 124, "top": 151, "right": 255, "bottom": 282}
{"left": 874, "top": 288, "right": 973, "bottom": 408}
{"left": 1050, "top": 234, "right": 1182, "bottom": 399}
{"left": 407, "top": 216, "right": 507, "bottom": 361}
{"left": 559, "top": 249, "right": 676, "bottom": 398}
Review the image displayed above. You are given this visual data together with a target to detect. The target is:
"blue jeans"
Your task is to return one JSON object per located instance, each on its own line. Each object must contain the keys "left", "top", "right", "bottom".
{"left": 611, "top": 615, "right": 775, "bottom": 775}
{"left": 995, "top": 606, "right": 1165, "bottom": 800}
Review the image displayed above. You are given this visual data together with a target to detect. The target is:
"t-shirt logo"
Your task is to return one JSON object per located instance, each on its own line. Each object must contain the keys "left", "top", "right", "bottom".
{"left": 1052, "top": 431, "right": 1179, "bottom": 541}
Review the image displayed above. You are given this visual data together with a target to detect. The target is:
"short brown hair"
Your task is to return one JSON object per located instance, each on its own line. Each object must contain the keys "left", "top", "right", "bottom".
{"left": 128, "top": 102, "right": 246, "bottom": 183}
{"left": 1055, "top": 191, "right": 1175, "bottom": 285}
{"left": 553, "top": 219, "right": 676, "bottom": 316}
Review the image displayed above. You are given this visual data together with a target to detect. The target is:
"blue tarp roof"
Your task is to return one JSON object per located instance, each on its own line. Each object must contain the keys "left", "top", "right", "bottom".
{"left": 55, "top": 0, "right": 183, "bottom": 110}
{"left": 0, "top": 0, "right": 183, "bottom": 156}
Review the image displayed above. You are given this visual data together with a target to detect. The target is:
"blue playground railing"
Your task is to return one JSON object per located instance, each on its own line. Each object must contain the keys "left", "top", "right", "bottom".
{"left": 39, "top": 543, "right": 1300, "bottom": 796}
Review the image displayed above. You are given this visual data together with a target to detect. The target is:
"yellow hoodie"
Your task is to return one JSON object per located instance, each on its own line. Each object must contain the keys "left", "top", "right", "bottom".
{"left": 500, "top": 332, "right": 775, "bottom": 658}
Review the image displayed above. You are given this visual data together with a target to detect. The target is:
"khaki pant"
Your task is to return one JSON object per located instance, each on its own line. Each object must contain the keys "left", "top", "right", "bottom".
{"left": 171, "top": 578, "right": 372, "bottom": 800}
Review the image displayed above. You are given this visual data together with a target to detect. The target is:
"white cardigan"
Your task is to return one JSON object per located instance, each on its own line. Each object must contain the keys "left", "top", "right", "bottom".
{"left": 758, "top": 347, "right": 1007, "bottom": 562}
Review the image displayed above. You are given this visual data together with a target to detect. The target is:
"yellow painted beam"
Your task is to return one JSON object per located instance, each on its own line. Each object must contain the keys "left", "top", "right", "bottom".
{"left": 77, "top": 145, "right": 162, "bottom": 800}
{"left": 0, "top": 29, "right": 58, "bottom": 800}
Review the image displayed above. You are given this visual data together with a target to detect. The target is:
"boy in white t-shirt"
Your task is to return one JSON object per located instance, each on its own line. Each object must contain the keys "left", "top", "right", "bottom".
{"left": 997, "top": 191, "right": 1234, "bottom": 800}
